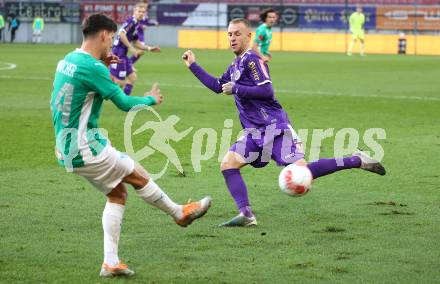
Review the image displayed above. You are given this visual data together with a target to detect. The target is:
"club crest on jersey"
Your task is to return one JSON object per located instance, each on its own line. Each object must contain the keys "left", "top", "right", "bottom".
{"left": 249, "top": 61, "right": 260, "bottom": 81}
{"left": 232, "top": 69, "right": 241, "bottom": 81}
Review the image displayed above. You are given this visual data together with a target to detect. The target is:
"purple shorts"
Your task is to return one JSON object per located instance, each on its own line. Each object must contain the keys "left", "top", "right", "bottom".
{"left": 230, "top": 125, "right": 304, "bottom": 168}
{"left": 109, "top": 56, "right": 133, "bottom": 80}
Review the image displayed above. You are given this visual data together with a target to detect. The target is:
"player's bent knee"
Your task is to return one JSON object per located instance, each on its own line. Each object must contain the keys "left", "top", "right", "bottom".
{"left": 220, "top": 161, "right": 234, "bottom": 172}
{"left": 123, "top": 167, "right": 149, "bottom": 189}
{"left": 220, "top": 152, "right": 245, "bottom": 171}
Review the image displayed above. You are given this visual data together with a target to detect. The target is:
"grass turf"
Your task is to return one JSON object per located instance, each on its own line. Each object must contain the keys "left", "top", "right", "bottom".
{"left": 0, "top": 44, "right": 439, "bottom": 283}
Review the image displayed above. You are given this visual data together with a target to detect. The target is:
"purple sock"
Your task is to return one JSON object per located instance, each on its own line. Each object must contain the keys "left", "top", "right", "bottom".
{"left": 130, "top": 55, "right": 139, "bottom": 64}
{"left": 307, "top": 156, "right": 361, "bottom": 179}
{"left": 123, "top": 84, "right": 133, "bottom": 95}
{"left": 222, "top": 169, "right": 253, "bottom": 217}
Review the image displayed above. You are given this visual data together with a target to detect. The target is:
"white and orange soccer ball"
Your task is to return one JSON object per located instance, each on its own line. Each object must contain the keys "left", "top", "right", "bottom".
{"left": 278, "top": 164, "right": 313, "bottom": 197}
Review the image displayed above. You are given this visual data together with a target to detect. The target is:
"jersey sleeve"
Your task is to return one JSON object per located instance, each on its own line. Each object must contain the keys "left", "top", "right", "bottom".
{"left": 218, "top": 65, "right": 232, "bottom": 85}
{"left": 254, "top": 27, "right": 265, "bottom": 44}
{"left": 83, "top": 62, "right": 124, "bottom": 100}
{"left": 245, "top": 55, "right": 271, "bottom": 86}
{"left": 120, "top": 18, "right": 136, "bottom": 34}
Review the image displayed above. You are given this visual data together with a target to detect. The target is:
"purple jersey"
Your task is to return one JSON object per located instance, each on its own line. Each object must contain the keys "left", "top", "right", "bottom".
{"left": 220, "top": 50, "right": 290, "bottom": 130}
{"left": 112, "top": 16, "right": 141, "bottom": 57}
{"left": 136, "top": 25, "right": 144, "bottom": 44}
{"left": 189, "top": 50, "right": 302, "bottom": 167}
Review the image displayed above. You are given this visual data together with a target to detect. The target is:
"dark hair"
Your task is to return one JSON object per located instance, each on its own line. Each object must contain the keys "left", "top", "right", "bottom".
{"left": 229, "top": 18, "right": 251, "bottom": 28}
{"left": 260, "top": 8, "right": 277, "bottom": 22}
{"left": 82, "top": 14, "right": 117, "bottom": 38}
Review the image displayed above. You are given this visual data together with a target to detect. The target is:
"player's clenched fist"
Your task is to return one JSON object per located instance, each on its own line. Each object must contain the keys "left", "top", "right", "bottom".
{"left": 222, "top": 82, "right": 235, "bottom": 95}
{"left": 182, "top": 50, "right": 196, "bottom": 67}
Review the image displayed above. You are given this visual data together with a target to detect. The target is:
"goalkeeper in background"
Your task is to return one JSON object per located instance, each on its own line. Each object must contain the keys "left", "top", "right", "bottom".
{"left": 252, "top": 8, "right": 277, "bottom": 62}
{"left": 32, "top": 15, "right": 44, "bottom": 44}
{"left": 347, "top": 5, "right": 365, "bottom": 56}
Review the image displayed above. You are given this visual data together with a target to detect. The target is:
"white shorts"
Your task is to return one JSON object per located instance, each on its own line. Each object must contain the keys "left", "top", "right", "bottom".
{"left": 33, "top": 30, "right": 42, "bottom": 36}
{"left": 73, "top": 145, "right": 135, "bottom": 195}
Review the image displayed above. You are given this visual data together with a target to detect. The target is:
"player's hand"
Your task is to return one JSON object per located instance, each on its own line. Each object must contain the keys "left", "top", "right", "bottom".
{"left": 104, "top": 52, "right": 120, "bottom": 66}
{"left": 149, "top": 46, "right": 161, "bottom": 52}
{"left": 146, "top": 83, "right": 163, "bottom": 105}
{"left": 182, "top": 50, "right": 195, "bottom": 67}
{"left": 222, "top": 82, "right": 235, "bottom": 95}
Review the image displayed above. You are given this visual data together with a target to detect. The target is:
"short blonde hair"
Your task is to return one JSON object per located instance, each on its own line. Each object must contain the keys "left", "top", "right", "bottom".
{"left": 229, "top": 18, "right": 251, "bottom": 28}
{"left": 135, "top": 2, "right": 147, "bottom": 9}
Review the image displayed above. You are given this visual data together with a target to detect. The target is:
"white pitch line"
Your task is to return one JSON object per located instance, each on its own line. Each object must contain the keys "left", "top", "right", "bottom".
{"left": 137, "top": 81, "right": 440, "bottom": 102}
{"left": 0, "top": 62, "right": 17, "bottom": 70}
{"left": 0, "top": 74, "right": 439, "bottom": 102}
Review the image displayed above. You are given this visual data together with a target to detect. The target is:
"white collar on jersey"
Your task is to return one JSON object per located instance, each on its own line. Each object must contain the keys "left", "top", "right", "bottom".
{"left": 237, "top": 48, "right": 251, "bottom": 58}
{"left": 75, "top": 48, "right": 91, "bottom": 55}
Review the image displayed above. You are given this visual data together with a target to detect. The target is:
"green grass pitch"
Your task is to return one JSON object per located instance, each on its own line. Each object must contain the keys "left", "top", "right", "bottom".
{"left": 0, "top": 44, "right": 439, "bottom": 283}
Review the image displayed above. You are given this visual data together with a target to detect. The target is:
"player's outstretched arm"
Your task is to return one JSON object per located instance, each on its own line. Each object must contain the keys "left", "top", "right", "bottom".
{"left": 110, "top": 83, "right": 162, "bottom": 112}
{"left": 231, "top": 83, "right": 274, "bottom": 99}
{"left": 134, "top": 41, "right": 161, "bottom": 52}
{"left": 182, "top": 50, "right": 223, "bottom": 94}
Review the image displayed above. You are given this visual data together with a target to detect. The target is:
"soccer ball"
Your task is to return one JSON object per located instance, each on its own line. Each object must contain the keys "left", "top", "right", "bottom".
{"left": 279, "top": 164, "right": 313, "bottom": 197}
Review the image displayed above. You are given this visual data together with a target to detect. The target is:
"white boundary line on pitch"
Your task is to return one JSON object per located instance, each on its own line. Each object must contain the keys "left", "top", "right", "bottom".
{"left": 0, "top": 63, "right": 17, "bottom": 70}
{"left": 1, "top": 74, "right": 439, "bottom": 102}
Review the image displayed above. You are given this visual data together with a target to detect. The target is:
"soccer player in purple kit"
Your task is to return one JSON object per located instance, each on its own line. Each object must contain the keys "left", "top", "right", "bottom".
{"left": 129, "top": 1, "right": 160, "bottom": 66}
{"left": 110, "top": 2, "right": 160, "bottom": 95}
{"left": 182, "top": 18, "right": 386, "bottom": 227}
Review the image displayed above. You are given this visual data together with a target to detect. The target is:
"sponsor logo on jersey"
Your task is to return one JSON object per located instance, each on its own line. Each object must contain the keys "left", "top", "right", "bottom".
{"left": 249, "top": 60, "right": 260, "bottom": 81}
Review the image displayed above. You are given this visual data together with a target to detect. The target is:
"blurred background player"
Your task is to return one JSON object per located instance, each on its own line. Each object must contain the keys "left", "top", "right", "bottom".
{"left": 183, "top": 18, "right": 385, "bottom": 227}
{"left": 110, "top": 3, "right": 160, "bottom": 96}
{"left": 347, "top": 6, "right": 366, "bottom": 56}
{"left": 130, "top": 1, "right": 160, "bottom": 66}
{"left": 8, "top": 14, "right": 20, "bottom": 43}
{"left": 32, "top": 15, "right": 44, "bottom": 44}
{"left": 50, "top": 14, "right": 211, "bottom": 277}
{"left": 0, "top": 13, "right": 4, "bottom": 42}
{"left": 252, "top": 8, "right": 277, "bottom": 62}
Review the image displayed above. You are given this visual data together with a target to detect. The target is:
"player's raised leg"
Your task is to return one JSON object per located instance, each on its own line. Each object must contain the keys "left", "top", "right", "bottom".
{"left": 124, "top": 164, "right": 212, "bottom": 227}
{"left": 302, "top": 149, "right": 385, "bottom": 180}
{"left": 277, "top": 128, "right": 385, "bottom": 181}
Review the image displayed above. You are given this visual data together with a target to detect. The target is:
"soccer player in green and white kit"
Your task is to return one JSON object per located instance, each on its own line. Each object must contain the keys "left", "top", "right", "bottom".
{"left": 252, "top": 8, "right": 277, "bottom": 62}
{"left": 347, "top": 5, "right": 366, "bottom": 56}
{"left": 50, "top": 14, "right": 211, "bottom": 278}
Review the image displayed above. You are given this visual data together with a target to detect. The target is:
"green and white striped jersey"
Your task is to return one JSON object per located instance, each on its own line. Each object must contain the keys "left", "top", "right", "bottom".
{"left": 50, "top": 49, "right": 124, "bottom": 168}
